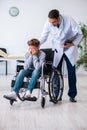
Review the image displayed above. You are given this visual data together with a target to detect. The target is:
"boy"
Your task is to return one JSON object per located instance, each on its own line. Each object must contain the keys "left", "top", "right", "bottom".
{"left": 4, "top": 39, "right": 46, "bottom": 101}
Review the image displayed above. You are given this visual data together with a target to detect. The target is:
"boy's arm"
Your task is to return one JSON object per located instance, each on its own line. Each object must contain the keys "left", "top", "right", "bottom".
{"left": 24, "top": 52, "right": 33, "bottom": 70}
{"left": 33, "top": 51, "right": 46, "bottom": 70}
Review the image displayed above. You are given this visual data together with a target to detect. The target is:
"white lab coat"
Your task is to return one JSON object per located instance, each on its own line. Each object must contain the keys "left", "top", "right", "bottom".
{"left": 40, "top": 15, "right": 83, "bottom": 67}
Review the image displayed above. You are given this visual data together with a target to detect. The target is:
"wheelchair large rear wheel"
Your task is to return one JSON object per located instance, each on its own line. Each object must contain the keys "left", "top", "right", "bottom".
{"left": 48, "top": 69, "right": 64, "bottom": 104}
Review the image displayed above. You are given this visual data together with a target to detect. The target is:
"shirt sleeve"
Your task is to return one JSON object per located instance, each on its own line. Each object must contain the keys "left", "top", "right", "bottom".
{"left": 24, "top": 52, "right": 33, "bottom": 70}
{"left": 33, "top": 51, "right": 46, "bottom": 70}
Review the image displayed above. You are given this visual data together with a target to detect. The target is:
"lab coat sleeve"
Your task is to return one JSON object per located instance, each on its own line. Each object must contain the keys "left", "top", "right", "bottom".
{"left": 70, "top": 17, "right": 83, "bottom": 46}
{"left": 39, "top": 21, "right": 50, "bottom": 44}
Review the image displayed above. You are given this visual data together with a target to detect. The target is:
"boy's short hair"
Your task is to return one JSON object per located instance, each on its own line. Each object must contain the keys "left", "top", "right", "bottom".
{"left": 27, "top": 39, "right": 40, "bottom": 47}
{"left": 48, "top": 9, "right": 59, "bottom": 19}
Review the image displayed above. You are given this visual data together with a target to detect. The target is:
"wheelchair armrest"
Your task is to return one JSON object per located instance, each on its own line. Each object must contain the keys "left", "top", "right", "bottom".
{"left": 41, "top": 62, "right": 45, "bottom": 77}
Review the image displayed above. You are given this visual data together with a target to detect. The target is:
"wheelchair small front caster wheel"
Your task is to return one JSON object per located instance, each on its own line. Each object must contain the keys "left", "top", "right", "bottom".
{"left": 41, "top": 97, "right": 45, "bottom": 108}
{"left": 10, "top": 100, "right": 14, "bottom": 105}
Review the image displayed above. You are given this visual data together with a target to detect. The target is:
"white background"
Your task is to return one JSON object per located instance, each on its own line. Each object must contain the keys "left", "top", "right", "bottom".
{"left": 0, "top": 0, "right": 87, "bottom": 74}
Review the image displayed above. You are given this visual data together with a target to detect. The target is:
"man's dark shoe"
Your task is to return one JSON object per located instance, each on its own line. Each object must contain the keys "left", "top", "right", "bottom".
{"left": 69, "top": 97, "right": 77, "bottom": 103}
{"left": 58, "top": 97, "right": 62, "bottom": 101}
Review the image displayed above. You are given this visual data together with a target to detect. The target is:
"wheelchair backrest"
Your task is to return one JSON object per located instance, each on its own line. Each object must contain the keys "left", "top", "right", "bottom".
{"left": 41, "top": 48, "right": 54, "bottom": 63}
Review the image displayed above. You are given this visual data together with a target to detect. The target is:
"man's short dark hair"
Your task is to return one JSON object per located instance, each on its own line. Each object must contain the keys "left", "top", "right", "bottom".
{"left": 27, "top": 39, "right": 40, "bottom": 47}
{"left": 48, "top": 9, "right": 60, "bottom": 19}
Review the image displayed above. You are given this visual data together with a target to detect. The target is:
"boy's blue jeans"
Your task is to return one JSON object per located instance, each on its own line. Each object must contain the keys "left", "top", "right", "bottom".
{"left": 13, "top": 68, "right": 41, "bottom": 93}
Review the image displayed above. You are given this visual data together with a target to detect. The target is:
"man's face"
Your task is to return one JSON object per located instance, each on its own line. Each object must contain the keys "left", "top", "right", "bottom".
{"left": 48, "top": 17, "right": 60, "bottom": 26}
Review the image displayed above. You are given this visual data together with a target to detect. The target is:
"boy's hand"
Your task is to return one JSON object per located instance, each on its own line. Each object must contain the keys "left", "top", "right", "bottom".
{"left": 29, "top": 47, "right": 39, "bottom": 56}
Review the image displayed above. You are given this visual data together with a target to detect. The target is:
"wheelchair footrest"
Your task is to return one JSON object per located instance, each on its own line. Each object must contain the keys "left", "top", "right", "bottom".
{"left": 3, "top": 95, "right": 17, "bottom": 102}
{"left": 23, "top": 96, "right": 37, "bottom": 101}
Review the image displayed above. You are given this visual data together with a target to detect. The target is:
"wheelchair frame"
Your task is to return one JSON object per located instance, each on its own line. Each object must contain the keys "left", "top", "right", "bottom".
{"left": 10, "top": 48, "right": 64, "bottom": 108}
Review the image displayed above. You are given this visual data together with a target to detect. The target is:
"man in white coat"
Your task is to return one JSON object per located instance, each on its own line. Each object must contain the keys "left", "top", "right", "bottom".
{"left": 40, "top": 9, "right": 83, "bottom": 102}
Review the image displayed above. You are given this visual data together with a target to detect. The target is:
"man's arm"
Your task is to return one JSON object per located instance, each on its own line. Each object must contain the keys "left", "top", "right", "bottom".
{"left": 39, "top": 20, "right": 50, "bottom": 44}
{"left": 70, "top": 17, "right": 83, "bottom": 46}
{"left": 62, "top": 18, "right": 83, "bottom": 49}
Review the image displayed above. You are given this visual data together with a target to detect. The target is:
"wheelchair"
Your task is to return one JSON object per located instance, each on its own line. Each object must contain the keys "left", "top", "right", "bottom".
{"left": 10, "top": 48, "right": 64, "bottom": 108}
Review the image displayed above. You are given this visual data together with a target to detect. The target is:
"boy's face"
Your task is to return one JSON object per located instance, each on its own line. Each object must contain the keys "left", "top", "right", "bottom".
{"left": 28, "top": 45, "right": 39, "bottom": 56}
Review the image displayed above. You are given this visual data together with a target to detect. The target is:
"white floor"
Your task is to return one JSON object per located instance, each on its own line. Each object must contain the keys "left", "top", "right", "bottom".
{"left": 0, "top": 74, "right": 87, "bottom": 130}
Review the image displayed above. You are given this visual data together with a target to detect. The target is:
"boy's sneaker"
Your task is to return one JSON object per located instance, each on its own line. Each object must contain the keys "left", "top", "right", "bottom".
{"left": 3, "top": 91, "right": 17, "bottom": 101}
{"left": 24, "top": 90, "right": 37, "bottom": 101}
{"left": 24, "top": 90, "right": 31, "bottom": 98}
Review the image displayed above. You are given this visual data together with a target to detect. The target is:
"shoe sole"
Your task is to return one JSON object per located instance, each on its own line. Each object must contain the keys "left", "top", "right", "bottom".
{"left": 24, "top": 96, "right": 37, "bottom": 101}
